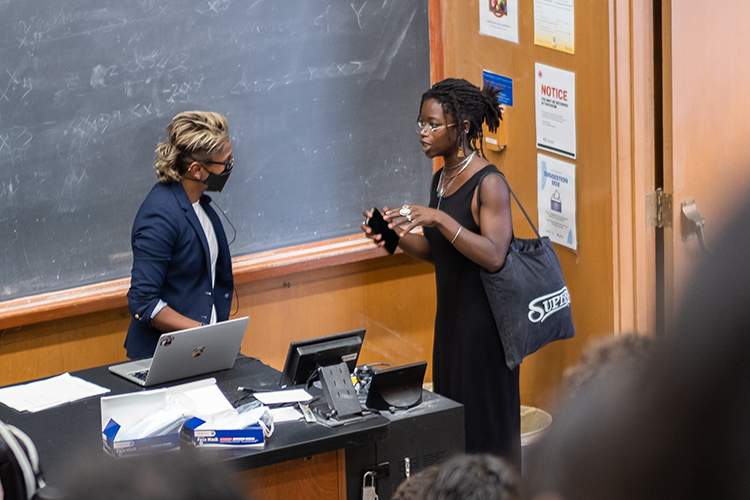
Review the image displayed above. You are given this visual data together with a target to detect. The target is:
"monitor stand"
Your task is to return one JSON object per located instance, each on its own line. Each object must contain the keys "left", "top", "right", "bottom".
{"left": 316, "top": 362, "right": 363, "bottom": 422}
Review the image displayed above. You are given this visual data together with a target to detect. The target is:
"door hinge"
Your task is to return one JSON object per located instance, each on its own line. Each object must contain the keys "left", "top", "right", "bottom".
{"left": 646, "top": 189, "right": 673, "bottom": 228}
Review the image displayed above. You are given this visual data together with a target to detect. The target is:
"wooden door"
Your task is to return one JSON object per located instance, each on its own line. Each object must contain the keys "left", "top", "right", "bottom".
{"left": 661, "top": 2, "right": 750, "bottom": 332}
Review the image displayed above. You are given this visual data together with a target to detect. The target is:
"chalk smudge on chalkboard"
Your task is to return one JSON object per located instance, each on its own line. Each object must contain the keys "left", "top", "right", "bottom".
{"left": 90, "top": 65, "right": 109, "bottom": 89}
{"left": 108, "top": 252, "right": 132, "bottom": 264}
{"left": 59, "top": 168, "right": 88, "bottom": 214}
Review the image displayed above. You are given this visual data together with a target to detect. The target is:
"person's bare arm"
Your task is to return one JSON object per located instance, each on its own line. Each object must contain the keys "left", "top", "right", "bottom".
{"left": 152, "top": 306, "right": 202, "bottom": 332}
{"left": 386, "top": 174, "right": 512, "bottom": 271}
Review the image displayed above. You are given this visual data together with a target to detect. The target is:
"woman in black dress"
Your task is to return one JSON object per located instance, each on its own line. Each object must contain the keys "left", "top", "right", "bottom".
{"left": 362, "top": 78, "right": 520, "bottom": 461}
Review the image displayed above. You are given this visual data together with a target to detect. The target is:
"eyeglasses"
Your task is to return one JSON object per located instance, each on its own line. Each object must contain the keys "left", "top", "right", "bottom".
{"left": 203, "top": 154, "right": 234, "bottom": 173}
{"left": 415, "top": 120, "right": 457, "bottom": 134}
{"left": 189, "top": 154, "right": 234, "bottom": 173}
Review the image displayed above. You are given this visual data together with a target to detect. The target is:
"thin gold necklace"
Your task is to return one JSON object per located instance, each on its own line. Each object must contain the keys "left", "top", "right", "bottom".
{"left": 436, "top": 151, "right": 477, "bottom": 210}
{"left": 443, "top": 150, "right": 475, "bottom": 178}
{"left": 436, "top": 151, "right": 476, "bottom": 197}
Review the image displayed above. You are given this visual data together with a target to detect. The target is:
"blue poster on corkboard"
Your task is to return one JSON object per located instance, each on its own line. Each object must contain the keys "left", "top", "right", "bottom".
{"left": 483, "top": 70, "right": 513, "bottom": 107}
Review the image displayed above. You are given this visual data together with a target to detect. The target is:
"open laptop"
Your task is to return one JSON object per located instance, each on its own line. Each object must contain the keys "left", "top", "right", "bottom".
{"left": 108, "top": 316, "right": 249, "bottom": 387}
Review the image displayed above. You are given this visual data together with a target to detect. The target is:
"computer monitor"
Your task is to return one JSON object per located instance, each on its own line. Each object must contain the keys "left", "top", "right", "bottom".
{"left": 279, "top": 329, "right": 366, "bottom": 388}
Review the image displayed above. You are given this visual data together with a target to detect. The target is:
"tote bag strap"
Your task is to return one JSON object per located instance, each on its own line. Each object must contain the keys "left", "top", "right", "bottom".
{"left": 477, "top": 171, "right": 542, "bottom": 239}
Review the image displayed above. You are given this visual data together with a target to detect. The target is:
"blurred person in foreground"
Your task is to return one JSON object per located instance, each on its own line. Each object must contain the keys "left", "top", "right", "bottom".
{"left": 562, "top": 332, "right": 656, "bottom": 400}
{"left": 395, "top": 453, "right": 521, "bottom": 500}
{"left": 392, "top": 465, "right": 439, "bottom": 500}
{"left": 64, "top": 452, "right": 249, "bottom": 500}
{"left": 526, "top": 200, "right": 750, "bottom": 500}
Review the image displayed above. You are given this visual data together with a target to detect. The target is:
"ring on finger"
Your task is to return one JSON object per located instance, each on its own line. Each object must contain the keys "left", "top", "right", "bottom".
{"left": 399, "top": 205, "right": 411, "bottom": 218}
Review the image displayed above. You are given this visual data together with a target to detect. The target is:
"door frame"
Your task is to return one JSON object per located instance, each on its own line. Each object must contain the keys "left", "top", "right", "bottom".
{"left": 609, "top": 0, "right": 658, "bottom": 336}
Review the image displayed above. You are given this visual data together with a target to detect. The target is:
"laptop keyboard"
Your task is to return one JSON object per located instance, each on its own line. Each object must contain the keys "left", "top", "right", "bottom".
{"left": 128, "top": 369, "right": 149, "bottom": 381}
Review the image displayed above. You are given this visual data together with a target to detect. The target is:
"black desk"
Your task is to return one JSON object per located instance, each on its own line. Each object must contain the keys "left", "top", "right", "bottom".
{"left": 0, "top": 357, "right": 465, "bottom": 500}
{"left": 344, "top": 390, "right": 465, "bottom": 499}
{"left": 0, "top": 356, "right": 390, "bottom": 488}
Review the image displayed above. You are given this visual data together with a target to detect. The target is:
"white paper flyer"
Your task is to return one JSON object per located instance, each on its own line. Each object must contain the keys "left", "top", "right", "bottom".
{"left": 479, "top": 0, "right": 519, "bottom": 44}
{"left": 534, "top": 0, "right": 575, "bottom": 54}
{"left": 535, "top": 63, "right": 576, "bottom": 159}
{"left": 537, "top": 154, "right": 577, "bottom": 250}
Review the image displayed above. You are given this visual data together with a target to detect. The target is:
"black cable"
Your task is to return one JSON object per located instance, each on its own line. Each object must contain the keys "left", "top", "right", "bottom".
{"left": 210, "top": 198, "right": 237, "bottom": 246}
{"left": 305, "top": 368, "right": 320, "bottom": 388}
{"left": 209, "top": 198, "right": 241, "bottom": 316}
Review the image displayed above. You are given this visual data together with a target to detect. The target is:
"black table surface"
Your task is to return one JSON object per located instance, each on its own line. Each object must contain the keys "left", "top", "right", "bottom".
{"left": 0, "top": 356, "right": 390, "bottom": 486}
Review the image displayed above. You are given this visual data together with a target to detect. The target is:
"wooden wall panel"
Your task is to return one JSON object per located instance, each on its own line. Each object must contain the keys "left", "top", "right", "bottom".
{"left": 235, "top": 256, "right": 436, "bottom": 375}
{"left": 0, "top": 308, "right": 130, "bottom": 386}
{"left": 439, "top": 0, "right": 617, "bottom": 408}
{"left": 0, "top": 256, "right": 436, "bottom": 388}
{"left": 236, "top": 451, "right": 342, "bottom": 500}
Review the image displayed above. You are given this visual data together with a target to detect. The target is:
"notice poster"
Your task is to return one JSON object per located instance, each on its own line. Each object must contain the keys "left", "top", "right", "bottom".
{"left": 534, "top": 0, "right": 575, "bottom": 54}
{"left": 537, "top": 154, "right": 577, "bottom": 250}
{"left": 535, "top": 63, "right": 576, "bottom": 159}
{"left": 479, "top": 0, "right": 519, "bottom": 44}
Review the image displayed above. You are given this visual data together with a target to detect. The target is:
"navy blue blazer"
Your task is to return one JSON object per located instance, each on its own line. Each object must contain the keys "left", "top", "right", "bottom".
{"left": 124, "top": 182, "right": 233, "bottom": 359}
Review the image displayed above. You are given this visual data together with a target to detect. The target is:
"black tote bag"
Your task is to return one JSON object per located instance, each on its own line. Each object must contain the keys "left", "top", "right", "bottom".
{"left": 477, "top": 172, "right": 575, "bottom": 370}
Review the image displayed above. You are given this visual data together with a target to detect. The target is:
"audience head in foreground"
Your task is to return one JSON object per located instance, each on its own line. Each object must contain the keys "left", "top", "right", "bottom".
{"left": 65, "top": 452, "right": 249, "bottom": 500}
{"left": 411, "top": 453, "right": 521, "bottom": 500}
{"left": 526, "top": 200, "right": 750, "bottom": 500}
{"left": 562, "top": 332, "right": 656, "bottom": 400}
{"left": 391, "top": 465, "right": 439, "bottom": 500}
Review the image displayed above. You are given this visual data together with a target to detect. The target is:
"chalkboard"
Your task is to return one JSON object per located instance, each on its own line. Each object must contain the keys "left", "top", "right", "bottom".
{"left": 0, "top": 0, "right": 432, "bottom": 302}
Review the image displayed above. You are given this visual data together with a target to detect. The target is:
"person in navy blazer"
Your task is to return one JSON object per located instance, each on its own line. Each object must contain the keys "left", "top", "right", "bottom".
{"left": 125, "top": 111, "right": 235, "bottom": 359}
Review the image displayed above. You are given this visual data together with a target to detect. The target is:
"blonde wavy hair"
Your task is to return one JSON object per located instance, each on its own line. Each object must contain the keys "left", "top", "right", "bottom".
{"left": 154, "top": 111, "right": 229, "bottom": 182}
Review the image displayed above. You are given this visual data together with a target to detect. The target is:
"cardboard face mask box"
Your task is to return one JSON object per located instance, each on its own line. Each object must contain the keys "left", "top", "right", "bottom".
{"left": 101, "top": 378, "right": 232, "bottom": 458}
{"left": 181, "top": 405, "right": 274, "bottom": 448}
{"left": 181, "top": 417, "right": 265, "bottom": 448}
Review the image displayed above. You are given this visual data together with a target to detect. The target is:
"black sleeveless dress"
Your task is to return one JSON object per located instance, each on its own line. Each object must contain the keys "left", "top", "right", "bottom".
{"left": 423, "top": 164, "right": 521, "bottom": 461}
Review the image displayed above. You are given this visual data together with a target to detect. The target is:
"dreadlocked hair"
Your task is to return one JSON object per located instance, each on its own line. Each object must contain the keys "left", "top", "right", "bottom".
{"left": 154, "top": 111, "right": 229, "bottom": 183}
{"left": 419, "top": 78, "right": 503, "bottom": 159}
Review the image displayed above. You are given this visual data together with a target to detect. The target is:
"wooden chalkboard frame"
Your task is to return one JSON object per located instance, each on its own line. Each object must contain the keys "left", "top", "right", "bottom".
{"left": 0, "top": 0, "right": 445, "bottom": 331}
{"left": 0, "top": 234, "right": 384, "bottom": 330}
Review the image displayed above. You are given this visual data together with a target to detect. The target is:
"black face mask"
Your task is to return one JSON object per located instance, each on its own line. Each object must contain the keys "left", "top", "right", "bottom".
{"left": 202, "top": 167, "right": 232, "bottom": 192}
{"left": 192, "top": 154, "right": 234, "bottom": 192}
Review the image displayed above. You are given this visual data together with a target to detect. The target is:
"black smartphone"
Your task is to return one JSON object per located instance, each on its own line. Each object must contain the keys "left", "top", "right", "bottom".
{"left": 366, "top": 207, "right": 400, "bottom": 254}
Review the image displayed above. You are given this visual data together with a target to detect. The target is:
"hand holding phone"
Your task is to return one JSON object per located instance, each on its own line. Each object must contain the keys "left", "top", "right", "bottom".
{"left": 365, "top": 207, "right": 400, "bottom": 254}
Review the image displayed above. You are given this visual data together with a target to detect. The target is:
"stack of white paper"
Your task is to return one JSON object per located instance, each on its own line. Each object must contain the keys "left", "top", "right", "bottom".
{"left": 0, "top": 373, "right": 111, "bottom": 413}
{"left": 253, "top": 388, "right": 313, "bottom": 423}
